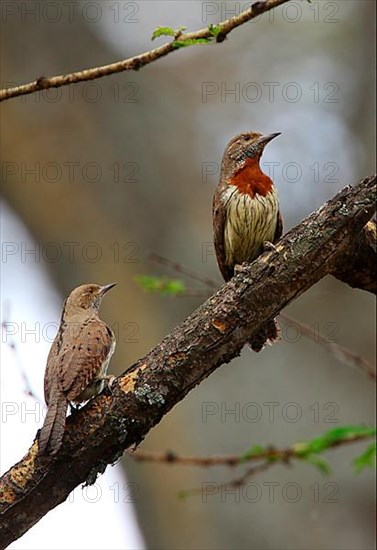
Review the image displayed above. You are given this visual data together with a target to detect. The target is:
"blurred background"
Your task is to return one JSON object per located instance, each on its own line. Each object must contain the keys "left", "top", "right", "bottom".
{"left": 1, "top": 1, "right": 375, "bottom": 549}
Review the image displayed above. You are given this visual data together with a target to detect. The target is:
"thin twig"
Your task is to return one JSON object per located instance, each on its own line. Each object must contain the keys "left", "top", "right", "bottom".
{"left": 131, "top": 433, "right": 374, "bottom": 467}
{"left": 133, "top": 432, "right": 375, "bottom": 495}
{"left": 0, "top": 0, "right": 290, "bottom": 102}
{"left": 224, "top": 461, "right": 277, "bottom": 489}
{"left": 1, "top": 304, "right": 43, "bottom": 402}
{"left": 180, "top": 461, "right": 275, "bottom": 497}
{"left": 149, "top": 252, "right": 218, "bottom": 290}
{"left": 280, "top": 313, "right": 376, "bottom": 380}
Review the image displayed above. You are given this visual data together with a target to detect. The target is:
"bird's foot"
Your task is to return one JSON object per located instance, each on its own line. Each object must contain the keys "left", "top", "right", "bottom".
{"left": 102, "top": 374, "right": 116, "bottom": 393}
{"left": 69, "top": 402, "right": 81, "bottom": 414}
{"left": 234, "top": 262, "right": 249, "bottom": 275}
{"left": 263, "top": 241, "right": 277, "bottom": 253}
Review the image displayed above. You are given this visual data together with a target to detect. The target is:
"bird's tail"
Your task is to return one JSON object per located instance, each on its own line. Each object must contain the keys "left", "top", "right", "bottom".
{"left": 39, "top": 389, "right": 68, "bottom": 454}
{"left": 248, "top": 318, "right": 281, "bottom": 352}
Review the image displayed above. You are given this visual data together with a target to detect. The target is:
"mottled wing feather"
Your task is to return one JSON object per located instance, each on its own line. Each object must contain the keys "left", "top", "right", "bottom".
{"left": 273, "top": 210, "right": 283, "bottom": 243}
{"left": 57, "top": 319, "right": 112, "bottom": 402}
{"left": 213, "top": 187, "right": 233, "bottom": 281}
{"left": 44, "top": 340, "right": 58, "bottom": 406}
{"left": 44, "top": 312, "right": 66, "bottom": 405}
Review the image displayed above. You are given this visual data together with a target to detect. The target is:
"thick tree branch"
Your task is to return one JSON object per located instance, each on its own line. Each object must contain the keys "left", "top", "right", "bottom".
{"left": 331, "top": 220, "right": 376, "bottom": 294}
{"left": 0, "top": 175, "right": 375, "bottom": 548}
{"left": 0, "top": 0, "right": 290, "bottom": 102}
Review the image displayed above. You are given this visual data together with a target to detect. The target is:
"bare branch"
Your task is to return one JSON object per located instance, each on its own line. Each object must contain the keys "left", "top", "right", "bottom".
{"left": 0, "top": 0, "right": 290, "bottom": 103}
{"left": 1, "top": 307, "right": 43, "bottom": 402}
{"left": 149, "top": 252, "right": 218, "bottom": 290}
{"left": 0, "top": 175, "right": 375, "bottom": 547}
{"left": 279, "top": 313, "right": 376, "bottom": 380}
{"left": 181, "top": 462, "right": 274, "bottom": 497}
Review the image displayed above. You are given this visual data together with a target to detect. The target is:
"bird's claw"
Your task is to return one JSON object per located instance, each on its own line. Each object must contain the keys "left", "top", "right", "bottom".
{"left": 263, "top": 241, "right": 277, "bottom": 253}
{"left": 234, "top": 262, "right": 249, "bottom": 275}
{"left": 103, "top": 374, "right": 116, "bottom": 393}
{"left": 69, "top": 402, "right": 81, "bottom": 414}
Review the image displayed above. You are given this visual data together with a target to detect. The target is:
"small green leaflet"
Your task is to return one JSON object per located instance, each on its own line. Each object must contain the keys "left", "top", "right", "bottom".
{"left": 353, "top": 442, "right": 376, "bottom": 474}
{"left": 208, "top": 24, "right": 222, "bottom": 37}
{"left": 151, "top": 24, "right": 218, "bottom": 47}
{"left": 301, "top": 454, "right": 332, "bottom": 475}
{"left": 135, "top": 275, "right": 186, "bottom": 296}
{"left": 241, "top": 426, "right": 376, "bottom": 475}
{"left": 151, "top": 26, "right": 186, "bottom": 41}
{"left": 293, "top": 426, "right": 376, "bottom": 456}
{"left": 172, "top": 38, "right": 211, "bottom": 49}
{"left": 240, "top": 445, "right": 265, "bottom": 462}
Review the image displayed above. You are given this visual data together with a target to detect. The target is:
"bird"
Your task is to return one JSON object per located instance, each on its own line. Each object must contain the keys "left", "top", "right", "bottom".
{"left": 213, "top": 131, "right": 282, "bottom": 352}
{"left": 39, "top": 283, "right": 116, "bottom": 454}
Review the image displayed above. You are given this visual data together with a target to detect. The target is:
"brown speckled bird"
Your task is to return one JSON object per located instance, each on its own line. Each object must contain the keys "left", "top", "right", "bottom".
{"left": 213, "top": 131, "right": 282, "bottom": 351}
{"left": 39, "top": 283, "right": 116, "bottom": 454}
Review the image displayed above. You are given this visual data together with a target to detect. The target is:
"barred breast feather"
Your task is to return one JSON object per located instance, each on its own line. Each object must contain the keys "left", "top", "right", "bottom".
{"left": 221, "top": 184, "right": 279, "bottom": 269}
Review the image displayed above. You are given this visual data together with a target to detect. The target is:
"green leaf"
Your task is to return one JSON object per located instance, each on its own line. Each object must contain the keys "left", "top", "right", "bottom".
{"left": 166, "top": 279, "right": 186, "bottom": 295}
{"left": 240, "top": 445, "right": 266, "bottom": 462}
{"left": 302, "top": 454, "right": 332, "bottom": 475}
{"left": 295, "top": 426, "right": 376, "bottom": 456}
{"left": 151, "top": 26, "right": 176, "bottom": 40}
{"left": 177, "top": 489, "right": 190, "bottom": 500}
{"left": 151, "top": 26, "right": 187, "bottom": 41}
{"left": 208, "top": 24, "right": 222, "bottom": 37}
{"left": 151, "top": 25, "right": 187, "bottom": 41}
{"left": 172, "top": 38, "right": 211, "bottom": 48}
{"left": 134, "top": 275, "right": 186, "bottom": 296}
{"left": 323, "top": 425, "right": 376, "bottom": 440}
{"left": 353, "top": 442, "right": 377, "bottom": 473}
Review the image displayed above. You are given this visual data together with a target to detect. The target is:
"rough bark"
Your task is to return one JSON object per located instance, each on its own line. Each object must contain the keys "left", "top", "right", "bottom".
{"left": 0, "top": 175, "right": 375, "bottom": 549}
{"left": 331, "top": 219, "right": 376, "bottom": 294}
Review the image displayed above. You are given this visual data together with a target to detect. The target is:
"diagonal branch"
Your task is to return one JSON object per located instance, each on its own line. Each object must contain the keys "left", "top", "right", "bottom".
{"left": 331, "top": 220, "right": 376, "bottom": 294}
{"left": 148, "top": 252, "right": 376, "bottom": 379}
{"left": 0, "top": 175, "right": 375, "bottom": 548}
{"left": 280, "top": 312, "right": 376, "bottom": 380}
{"left": 0, "top": 0, "right": 290, "bottom": 102}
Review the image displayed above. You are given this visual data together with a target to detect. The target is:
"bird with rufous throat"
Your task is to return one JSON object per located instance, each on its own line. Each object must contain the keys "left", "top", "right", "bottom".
{"left": 39, "top": 283, "right": 116, "bottom": 454}
{"left": 213, "top": 131, "right": 282, "bottom": 351}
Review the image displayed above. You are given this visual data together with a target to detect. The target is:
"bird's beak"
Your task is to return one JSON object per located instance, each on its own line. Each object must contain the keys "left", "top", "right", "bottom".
{"left": 100, "top": 283, "right": 117, "bottom": 294}
{"left": 256, "top": 132, "right": 281, "bottom": 148}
